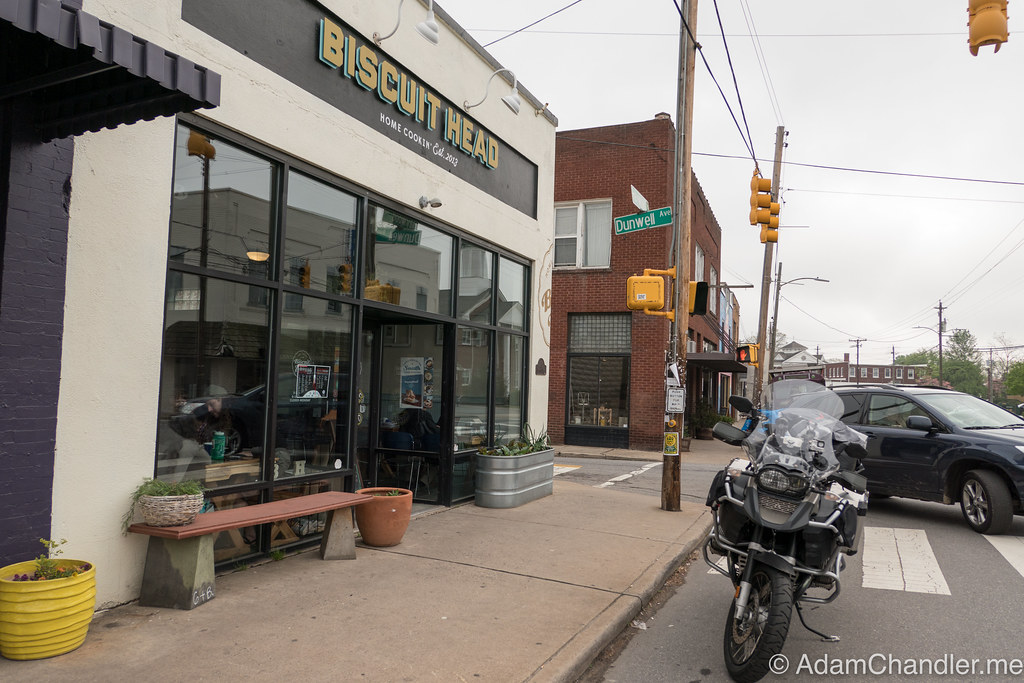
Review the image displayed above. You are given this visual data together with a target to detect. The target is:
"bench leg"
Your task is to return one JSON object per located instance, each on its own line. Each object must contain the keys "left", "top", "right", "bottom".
{"left": 320, "top": 508, "right": 357, "bottom": 560}
{"left": 139, "top": 536, "right": 216, "bottom": 610}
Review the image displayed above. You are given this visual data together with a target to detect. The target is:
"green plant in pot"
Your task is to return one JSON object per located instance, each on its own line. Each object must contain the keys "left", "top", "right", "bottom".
{"left": 0, "top": 538, "right": 96, "bottom": 660}
{"left": 690, "top": 401, "right": 733, "bottom": 439}
{"left": 353, "top": 488, "right": 413, "bottom": 547}
{"left": 476, "top": 424, "right": 554, "bottom": 508}
{"left": 122, "top": 478, "right": 206, "bottom": 532}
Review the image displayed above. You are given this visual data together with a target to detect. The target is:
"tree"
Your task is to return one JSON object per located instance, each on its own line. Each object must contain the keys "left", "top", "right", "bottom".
{"left": 1006, "top": 361, "right": 1024, "bottom": 397}
{"left": 946, "top": 329, "right": 980, "bottom": 363}
{"left": 943, "top": 358, "right": 985, "bottom": 397}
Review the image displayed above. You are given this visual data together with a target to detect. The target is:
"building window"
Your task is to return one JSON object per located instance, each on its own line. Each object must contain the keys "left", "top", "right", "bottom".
{"left": 710, "top": 267, "right": 718, "bottom": 315}
{"left": 885, "top": 368, "right": 892, "bottom": 378}
{"left": 908, "top": 369, "right": 915, "bottom": 379}
{"left": 849, "top": 367, "right": 855, "bottom": 377}
{"left": 554, "top": 200, "right": 611, "bottom": 268}
{"left": 897, "top": 368, "right": 903, "bottom": 379}
{"left": 860, "top": 368, "right": 867, "bottom": 378}
{"left": 567, "top": 314, "right": 630, "bottom": 428}
{"left": 694, "top": 243, "right": 705, "bottom": 282}
{"left": 872, "top": 368, "right": 879, "bottom": 378}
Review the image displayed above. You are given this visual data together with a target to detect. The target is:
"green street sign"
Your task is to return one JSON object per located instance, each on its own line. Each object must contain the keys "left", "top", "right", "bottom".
{"left": 614, "top": 206, "right": 672, "bottom": 235}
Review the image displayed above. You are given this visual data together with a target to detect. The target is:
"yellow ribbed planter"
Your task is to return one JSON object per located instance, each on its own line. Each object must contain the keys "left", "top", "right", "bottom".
{"left": 0, "top": 560, "right": 96, "bottom": 660}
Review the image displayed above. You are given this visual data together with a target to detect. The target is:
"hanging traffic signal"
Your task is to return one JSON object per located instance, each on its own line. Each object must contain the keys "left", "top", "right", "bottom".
{"left": 300, "top": 261, "right": 311, "bottom": 289}
{"left": 750, "top": 171, "right": 780, "bottom": 243}
{"left": 338, "top": 263, "right": 353, "bottom": 294}
{"left": 736, "top": 343, "right": 759, "bottom": 367}
{"left": 968, "top": 0, "right": 1008, "bottom": 56}
{"left": 688, "top": 281, "right": 709, "bottom": 315}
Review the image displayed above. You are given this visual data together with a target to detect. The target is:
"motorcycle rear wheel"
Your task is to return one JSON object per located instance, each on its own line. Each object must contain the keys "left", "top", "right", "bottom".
{"left": 723, "top": 565, "right": 793, "bottom": 683}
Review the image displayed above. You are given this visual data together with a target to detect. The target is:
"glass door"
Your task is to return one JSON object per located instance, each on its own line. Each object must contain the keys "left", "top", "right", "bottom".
{"left": 357, "top": 319, "right": 449, "bottom": 504}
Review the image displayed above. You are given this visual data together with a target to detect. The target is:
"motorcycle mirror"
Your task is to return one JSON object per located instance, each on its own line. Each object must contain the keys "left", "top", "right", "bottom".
{"left": 712, "top": 421, "right": 748, "bottom": 446}
{"left": 728, "top": 395, "right": 753, "bottom": 414}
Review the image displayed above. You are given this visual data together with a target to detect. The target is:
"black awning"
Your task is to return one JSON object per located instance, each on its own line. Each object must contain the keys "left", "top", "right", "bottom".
{"left": 688, "top": 352, "right": 748, "bottom": 374}
{"left": 0, "top": 0, "right": 220, "bottom": 141}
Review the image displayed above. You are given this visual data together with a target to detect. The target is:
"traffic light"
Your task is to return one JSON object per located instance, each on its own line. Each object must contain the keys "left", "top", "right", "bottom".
{"left": 338, "top": 263, "right": 353, "bottom": 294}
{"left": 736, "top": 343, "right": 759, "bottom": 367}
{"left": 626, "top": 274, "right": 665, "bottom": 311}
{"left": 300, "top": 261, "right": 311, "bottom": 289}
{"left": 749, "top": 171, "right": 779, "bottom": 243}
{"left": 968, "top": 0, "right": 1008, "bottom": 56}
{"left": 688, "top": 281, "right": 709, "bottom": 315}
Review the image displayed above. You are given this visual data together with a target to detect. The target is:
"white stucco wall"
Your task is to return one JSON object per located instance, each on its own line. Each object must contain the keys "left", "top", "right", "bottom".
{"left": 55, "top": 0, "right": 555, "bottom": 606}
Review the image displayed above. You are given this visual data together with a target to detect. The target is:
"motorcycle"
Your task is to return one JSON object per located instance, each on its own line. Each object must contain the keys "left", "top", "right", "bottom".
{"left": 703, "top": 380, "right": 870, "bottom": 683}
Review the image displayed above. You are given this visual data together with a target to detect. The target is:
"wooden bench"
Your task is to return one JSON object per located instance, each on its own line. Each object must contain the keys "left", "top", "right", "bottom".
{"left": 128, "top": 491, "right": 373, "bottom": 610}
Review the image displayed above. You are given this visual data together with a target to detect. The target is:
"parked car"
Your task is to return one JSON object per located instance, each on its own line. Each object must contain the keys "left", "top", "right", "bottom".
{"left": 834, "top": 384, "right": 1024, "bottom": 534}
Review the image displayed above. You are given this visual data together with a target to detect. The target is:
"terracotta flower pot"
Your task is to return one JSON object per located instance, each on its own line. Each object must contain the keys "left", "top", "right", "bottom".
{"left": 354, "top": 488, "right": 413, "bottom": 547}
{"left": 0, "top": 560, "right": 96, "bottom": 660}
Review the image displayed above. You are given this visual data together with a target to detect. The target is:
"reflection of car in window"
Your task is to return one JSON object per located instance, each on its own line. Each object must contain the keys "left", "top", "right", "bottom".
{"left": 174, "top": 373, "right": 348, "bottom": 457}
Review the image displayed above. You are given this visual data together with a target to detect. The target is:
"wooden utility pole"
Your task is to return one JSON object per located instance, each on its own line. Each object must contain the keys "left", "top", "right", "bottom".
{"left": 752, "top": 126, "right": 786, "bottom": 405}
{"left": 663, "top": 0, "right": 698, "bottom": 512}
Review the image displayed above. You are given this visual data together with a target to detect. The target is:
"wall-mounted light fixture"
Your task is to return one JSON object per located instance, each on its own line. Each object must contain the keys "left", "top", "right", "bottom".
{"left": 464, "top": 68, "right": 520, "bottom": 115}
{"left": 374, "top": 0, "right": 439, "bottom": 46}
{"left": 419, "top": 196, "right": 442, "bottom": 209}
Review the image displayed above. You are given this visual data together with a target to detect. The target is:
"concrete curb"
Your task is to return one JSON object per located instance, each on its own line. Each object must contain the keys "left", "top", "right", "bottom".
{"left": 530, "top": 510, "right": 714, "bottom": 682}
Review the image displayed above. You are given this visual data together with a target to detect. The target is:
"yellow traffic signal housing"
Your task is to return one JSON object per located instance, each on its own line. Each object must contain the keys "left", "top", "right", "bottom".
{"left": 736, "top": 343, "right": 759, "bottom": 367}
{"left": 338, "top": 263, "right": 353, "bottom": 293}
{"left": 300, "top": 261, "right": 311, "bottom": 289}
{"left": 626, "top": 275, "right": 665, "bottom": 311}
{"left": 968, "top": 0, "right": 1008, "bottom": 56}
{"left": 750, "top": 171, "right": 780, "bottom": 241}
{"left": 688, "top": 281, "right": 709, "bottom": 315}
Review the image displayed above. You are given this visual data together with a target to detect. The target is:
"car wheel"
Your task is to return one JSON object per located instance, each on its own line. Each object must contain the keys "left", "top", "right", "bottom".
{"left": 959, "top": 470, "right": 1013, "bottom": 535}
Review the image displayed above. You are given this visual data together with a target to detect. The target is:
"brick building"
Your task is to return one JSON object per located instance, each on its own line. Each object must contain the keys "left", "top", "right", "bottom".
{"left": 549, "top": 115, "right": 745, "bottom": 451}
{"left": 824, "top": 354, "right": 928, "bottom": 386}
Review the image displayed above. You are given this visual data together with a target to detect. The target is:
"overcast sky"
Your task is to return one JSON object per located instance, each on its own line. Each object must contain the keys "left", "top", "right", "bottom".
{"left": 436, "top": 0, "right": 1024, "bottom": 365}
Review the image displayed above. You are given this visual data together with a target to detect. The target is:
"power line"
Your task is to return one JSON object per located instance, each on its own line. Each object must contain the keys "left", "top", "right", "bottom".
{"left": 555, "top": 137, "right": 1024, "bottom": 188}
{"left": 482, "top": 0, "right": 589, "bottom": 48}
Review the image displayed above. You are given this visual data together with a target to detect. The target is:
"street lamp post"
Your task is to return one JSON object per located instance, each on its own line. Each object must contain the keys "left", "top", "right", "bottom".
{"left": 768, "top": 261, "right": 828, "bottom": 377}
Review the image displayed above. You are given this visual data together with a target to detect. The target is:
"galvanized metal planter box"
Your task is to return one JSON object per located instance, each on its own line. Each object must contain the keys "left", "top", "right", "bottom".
{"left": 475, "top": 448, "right": 554, "bottom": 508}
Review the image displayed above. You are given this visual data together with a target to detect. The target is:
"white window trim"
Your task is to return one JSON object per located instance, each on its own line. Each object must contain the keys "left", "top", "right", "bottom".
{"left": 554, "top": 199, "right": 612, "bottom": 269}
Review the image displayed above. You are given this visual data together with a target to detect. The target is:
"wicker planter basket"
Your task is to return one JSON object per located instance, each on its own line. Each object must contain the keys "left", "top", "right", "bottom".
{"left": 138, "top": 494, "right": 204, "bottom": 527}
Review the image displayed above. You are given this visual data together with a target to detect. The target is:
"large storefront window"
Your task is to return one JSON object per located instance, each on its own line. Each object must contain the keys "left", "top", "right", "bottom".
{"left": 566, "top": 314, "right": 630, "bottom": 433}
{"left": 157, "top": 275, "right": 271, "bottom": 487}
{"left": 458, "top": 244, "right": 494, "bottom": 323}
{"left": 494, "top": 333, "right": 525, "bottom": 442}
{"left": 497, "top": 257, "right": 525, "bottom": 331}
{"left": 169, "top": 124, "right": 275, "bottom": 277}
{"left": 366, "top": 204, "right": 452, "bottom": 315}
{"left": 274, "top": 296, "right": 353, "bottom": 481}
{"left": 285, "top": 171, "right": 358, "bottom": 297}
{"left": 455, "top": 326, "right": 490, "bottom": 450}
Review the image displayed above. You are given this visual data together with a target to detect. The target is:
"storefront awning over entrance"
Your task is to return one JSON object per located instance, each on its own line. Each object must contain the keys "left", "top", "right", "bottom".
{"left": 688, "top": 352, "right": 748, "bottom": 374}
{"left": 0, "top": 0, "right": 220, "bottom": 141}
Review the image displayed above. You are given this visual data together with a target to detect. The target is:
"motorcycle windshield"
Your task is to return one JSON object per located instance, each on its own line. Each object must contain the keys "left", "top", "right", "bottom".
{"left": 743, "top": 380, "right": 864, "bottom": 483}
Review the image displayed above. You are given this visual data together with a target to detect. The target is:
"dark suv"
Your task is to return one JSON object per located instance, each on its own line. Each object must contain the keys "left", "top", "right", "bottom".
{"left": 834, "top": 384, "right": 1024, "bottom": 534}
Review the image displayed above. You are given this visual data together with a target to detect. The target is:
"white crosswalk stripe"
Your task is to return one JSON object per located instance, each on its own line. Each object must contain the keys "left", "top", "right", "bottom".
{"left": 553, "top": 464, "right": 580, "bottom": 476}
{"left": 983, "top": 535, "right": 1024, "bottom": 580}
{"left": 861, "top": 527, "right": 950, "bottom": 595}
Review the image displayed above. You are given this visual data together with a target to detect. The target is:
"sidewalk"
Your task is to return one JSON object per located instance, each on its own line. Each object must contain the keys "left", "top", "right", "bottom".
{"left": 0, "top": 440, "right": 735, "bottom": 682}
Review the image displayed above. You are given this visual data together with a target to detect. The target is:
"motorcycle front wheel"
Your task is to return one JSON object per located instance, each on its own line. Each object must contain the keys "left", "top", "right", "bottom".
{"left": 723, "top": 564, "right": 794, "bottom": 683}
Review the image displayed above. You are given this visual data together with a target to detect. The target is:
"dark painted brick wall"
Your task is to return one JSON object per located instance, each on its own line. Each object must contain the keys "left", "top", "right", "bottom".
{"left": 0, "top": 101, "right": 71, "bottom": 564}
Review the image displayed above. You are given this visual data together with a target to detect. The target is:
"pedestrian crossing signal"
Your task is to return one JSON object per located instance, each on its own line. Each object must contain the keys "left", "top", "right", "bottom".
{"left": 736, "top": 344, "right": 758, "bottom": 367}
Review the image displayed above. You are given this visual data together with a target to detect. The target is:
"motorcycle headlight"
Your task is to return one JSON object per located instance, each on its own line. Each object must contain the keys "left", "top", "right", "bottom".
{"left": 756, "top": 466, "right": 809, "bottom": 498}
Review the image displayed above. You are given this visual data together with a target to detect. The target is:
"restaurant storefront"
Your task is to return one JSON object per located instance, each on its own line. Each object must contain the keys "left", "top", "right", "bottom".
{"left": 1, "top": 0, "right": 555, "bottom": 607}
